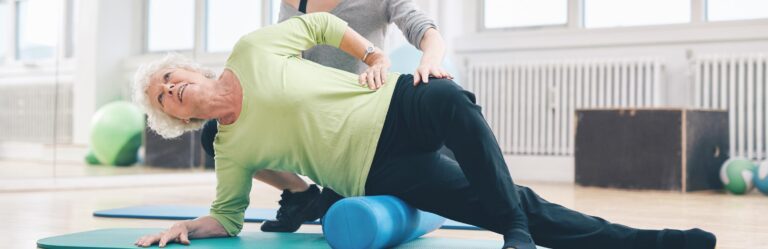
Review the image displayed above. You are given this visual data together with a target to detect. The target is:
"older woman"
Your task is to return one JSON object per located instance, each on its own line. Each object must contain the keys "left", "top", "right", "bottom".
{"left": 198, "top": 0, "right": 454, "bottom": 233}
{"left": 133, "top": 13, "right": 716, "bottom": 249}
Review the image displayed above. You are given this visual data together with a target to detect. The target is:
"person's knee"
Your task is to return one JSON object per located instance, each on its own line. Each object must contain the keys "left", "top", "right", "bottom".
{"left": 430, "top": 78, "right": 475, "bottom": 104}
{"left": 516, "top": 186, "right": 537, "bottom": 199}
{"left": 422, "top": 78, "right": 471, "bottom": 106}
{"left": 200, "top": 119, "right": 218, "bottom": 157}
{"left": 425, "top": 78, "right": 461, "bottom": 92}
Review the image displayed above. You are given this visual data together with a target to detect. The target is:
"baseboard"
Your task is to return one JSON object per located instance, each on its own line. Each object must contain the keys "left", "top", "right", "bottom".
{"left": 0, "top": 172, "right": 216, "bottom": 192}
{"left": 0, "top": 150, "right": 574, "bottom": 191}
{"left": 504, "top": 155, "right": 574, "bottom": 183}
{"left": 0, "top": 142, "right": 88, "bottom": 163}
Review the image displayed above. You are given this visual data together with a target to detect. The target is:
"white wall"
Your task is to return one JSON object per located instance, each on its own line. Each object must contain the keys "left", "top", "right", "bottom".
{"left": 438, "top": 1, "right": 768, "bottom": 182}
{"left": 72, "top": 0, "right": 144, "bottom": 144}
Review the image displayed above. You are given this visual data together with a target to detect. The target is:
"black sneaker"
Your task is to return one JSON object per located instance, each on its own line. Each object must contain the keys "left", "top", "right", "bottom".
{"left": 315, "top": 187, "right": 344, "bottom": 217}
{"left": 261, "top": 184, "right": 322, "bottom": 233}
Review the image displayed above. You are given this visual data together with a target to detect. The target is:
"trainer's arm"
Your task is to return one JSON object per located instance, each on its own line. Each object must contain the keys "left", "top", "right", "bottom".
{"left": 250, "top": 13, "right": 389, "bottom": 90}
{"left": 413, "top": 28, "right": 449, "bottom": 85}
{"left": 338, "top": 26, "right": 390, "bottom": 90}
{"left": 386, "top": 0, "right": 448, "bottom": 84}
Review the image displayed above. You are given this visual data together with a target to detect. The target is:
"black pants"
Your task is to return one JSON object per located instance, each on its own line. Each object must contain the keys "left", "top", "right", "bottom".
{"left": 365, "top": 75, "right": 642, "bottom": 249}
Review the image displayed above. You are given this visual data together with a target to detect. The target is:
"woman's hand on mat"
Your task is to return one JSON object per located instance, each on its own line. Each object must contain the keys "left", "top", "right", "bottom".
{"left": 359, "top": 48, "right": 391, "bottom": 90}
{"left": 413, "top": 59, "right": 452, "bottom": 86}
{"left": 134, "top": 221, "right": 191, "bottom": 247}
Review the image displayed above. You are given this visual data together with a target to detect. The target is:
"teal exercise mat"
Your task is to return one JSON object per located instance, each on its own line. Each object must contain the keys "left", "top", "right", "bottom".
{"left": 93, "top": 205, "right": 479, "bottom": 230}
{"left": 37, "top": 228, "right": 507, "bottom": 249}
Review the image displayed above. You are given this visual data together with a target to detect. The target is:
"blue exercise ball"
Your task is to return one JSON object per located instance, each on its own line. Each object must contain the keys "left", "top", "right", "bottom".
{"left": 388, "top": 44, "right": 460, "bottom": 84}
{"left": 755, "top": 160, "right": 768, "bottom": 195}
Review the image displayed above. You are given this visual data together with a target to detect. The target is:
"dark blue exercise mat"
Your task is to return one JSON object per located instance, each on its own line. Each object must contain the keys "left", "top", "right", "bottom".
{"left": 93, "top": 205, "right": 481, "bottom": 230}
{"left": 37, "top": 228, "right": 513, "bottom": 249}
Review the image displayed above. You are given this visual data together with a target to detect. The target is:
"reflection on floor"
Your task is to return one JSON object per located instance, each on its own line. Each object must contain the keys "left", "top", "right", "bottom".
{"left": 2, "top": 177, "right": 766, "bottom": 249}
{"left": 0, "top": 159, "right": 208, "bottom": 192}
{"left": 0, "top": 142, "right": 205, "bottom": 180}
{"left": 0, "top": 160, "right": 201, "bottom": 179}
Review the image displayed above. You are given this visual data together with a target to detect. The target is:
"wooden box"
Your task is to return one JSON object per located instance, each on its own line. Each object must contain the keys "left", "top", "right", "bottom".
{"left": 574, "top": 109, "right": 728, "bottom": 192}
{"left": 143, "top": 127, "right": 206, "bottom": 168}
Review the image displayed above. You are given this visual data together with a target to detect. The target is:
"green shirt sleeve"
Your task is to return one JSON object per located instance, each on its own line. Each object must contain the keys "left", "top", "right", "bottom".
{"left": 240, "top": 12, "right": 348, "bottom": 57}
{"left": 209, "top": 158, "right": 254, "bottom": 236}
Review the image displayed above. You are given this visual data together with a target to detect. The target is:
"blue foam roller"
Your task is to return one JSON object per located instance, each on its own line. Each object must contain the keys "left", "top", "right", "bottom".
{"left": 322, "top": 195, "right": 446, "bottom": 249}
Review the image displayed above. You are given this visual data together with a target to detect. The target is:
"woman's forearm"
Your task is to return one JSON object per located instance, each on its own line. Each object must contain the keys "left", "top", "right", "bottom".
{"left": 186, "top": 216, "right": 230, "bottom": 239}
{"left": 253, "top": 169, "right": 310, "bottom": 193}
{"left": 339, "top": 27, "right": 383, "bottom": 66}
{"left": 339, "top": 26, "right": 390, "bottom": 89}
{"left": 418, "top": 28, "right": 445, "bottom": 66}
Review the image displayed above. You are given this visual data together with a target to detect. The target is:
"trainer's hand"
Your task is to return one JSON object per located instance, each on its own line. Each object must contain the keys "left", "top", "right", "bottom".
{"left": 413, "top": 59, "right": 452, "bottom": 86}
{"left": 359, "top": 49, "right": 391, "bottom": 91}
{"left": 134, "top": 221, "right": 191, "bottom": 248}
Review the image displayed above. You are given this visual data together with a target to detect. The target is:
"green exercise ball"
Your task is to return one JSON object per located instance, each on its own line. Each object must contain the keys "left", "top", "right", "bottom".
{"left": 84, "top": 149, "right": 101, "bottom": 165}
{"left": 720, "top": 158, "right": 756, "bottom": 195}
{"left": 90, "top": 101, "right": 144, "bottom": 166}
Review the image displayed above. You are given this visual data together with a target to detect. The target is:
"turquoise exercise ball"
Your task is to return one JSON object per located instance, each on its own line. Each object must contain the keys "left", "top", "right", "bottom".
{"left": 719, "top": 158, "right": 756, "bottom": 195}
{"left": 388, "top": 44, "right": 460, "bottom": 84}
{"left": 754, "top": 160, "right": 768, "bottom": 195}
{"left": 89, "top": 101, "right": 144, "bottom": 166}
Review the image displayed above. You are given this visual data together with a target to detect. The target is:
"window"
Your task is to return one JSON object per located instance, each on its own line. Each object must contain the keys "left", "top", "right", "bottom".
{"left": 0, "top": 1, "right": 7, "bottom": 62}
{"left": 483, "top": 0, "right": 567, "bottom": 29}
{"left": 708, "top": 0, "right": 768, "bottom": 22}
{"left": 205, "top": 0, "right": 261, "bottom": 52}
{"left": 16, "top": 0, "right": 64, "bottom": 60}
{"left": 147, "top": 0, "right": 195, "bottom": 52}
{"left": 271, "top": 0, "right": 281, "bottom": 24}
{"left": 584, "top": 0, "right": 690, "bottom": 28}
{"left": 146, "top": 0, "right": 271, "bottom": 53}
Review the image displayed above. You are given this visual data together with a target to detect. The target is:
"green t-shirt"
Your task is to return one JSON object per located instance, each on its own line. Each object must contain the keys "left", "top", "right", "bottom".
{"left": 209, "top": 13, "right": 398, "bottom": 236}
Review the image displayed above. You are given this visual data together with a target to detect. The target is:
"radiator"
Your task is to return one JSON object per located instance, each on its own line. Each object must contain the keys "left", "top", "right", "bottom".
{"left": 465, "top": 59, "right": 663, "bottom": 156}
{"left": 0, "top": 83, "right": 73, "bottom": 143}
{"left": 694, "top": 54, "right": 768, "bottom": 160}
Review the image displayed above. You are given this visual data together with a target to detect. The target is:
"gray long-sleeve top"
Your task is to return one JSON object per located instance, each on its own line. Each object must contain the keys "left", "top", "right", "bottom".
{"left": 279, "top": 0, "right": 437, "bottom": 74}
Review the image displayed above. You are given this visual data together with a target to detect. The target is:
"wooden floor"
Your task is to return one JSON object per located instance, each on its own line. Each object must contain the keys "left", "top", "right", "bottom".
{"left": 2, "top": 176, "right": 767, "bottom": 249}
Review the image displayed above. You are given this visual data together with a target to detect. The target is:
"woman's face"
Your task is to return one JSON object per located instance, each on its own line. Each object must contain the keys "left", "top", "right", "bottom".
{"left": 147, "top": 68, "right": 211, "bottom": 121}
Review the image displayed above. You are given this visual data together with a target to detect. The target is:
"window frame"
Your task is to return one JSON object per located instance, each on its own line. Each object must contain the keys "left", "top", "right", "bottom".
{"left": 142, "top": 0, "right": 274, "bottom": 56}
{"left": 479, "top": 0, "right": 574, "bottom": 32}
{"left": 581, "top": 0, "right": 693, "bottom": 29}
{"left": 480, "top": 0, "right": 768, "bottom": 33}
{"left": 0, "top": 0, "right": 76, "bottom": 75}
{"left": 143, "top": 0, "right": 197, "bottom": 53}
{"left": 704, "top": 0, "right": 768, "bottom": 22}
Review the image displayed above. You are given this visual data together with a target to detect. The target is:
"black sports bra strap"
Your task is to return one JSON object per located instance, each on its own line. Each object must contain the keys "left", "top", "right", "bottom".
{"left": 299, "top": 0, "right": 308, "bottom": 13}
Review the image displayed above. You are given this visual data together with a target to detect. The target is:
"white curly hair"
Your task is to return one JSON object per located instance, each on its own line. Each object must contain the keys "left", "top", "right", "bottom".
{"left": 132, "top": 53, "right": 217, "bottom": 139}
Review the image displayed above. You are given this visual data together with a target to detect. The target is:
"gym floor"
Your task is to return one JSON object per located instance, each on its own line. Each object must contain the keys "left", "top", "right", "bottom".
{"left": 3, "top": 175, "right": 766, "bottom": 249}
